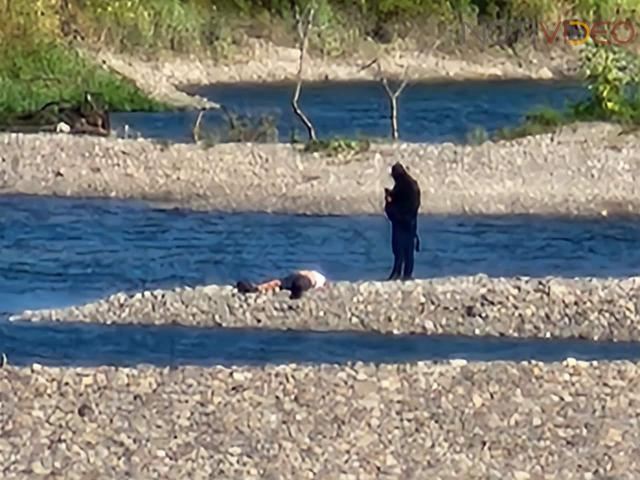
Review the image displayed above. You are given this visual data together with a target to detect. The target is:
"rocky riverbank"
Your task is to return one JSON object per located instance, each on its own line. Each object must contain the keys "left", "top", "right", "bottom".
{"left": 2, "top": 122, "right": 640, "bottom": 217}
{"left": 93, "top": 38, "right": 575, "bottom": 103}
{"left": 11, "top": 275, "right": 640, "bottom": 341}
{"left": 0, "top": 360, "right": 637, "bottom": 478}
{"left": 81, "top": 34, "right": 578, "bottom": 109}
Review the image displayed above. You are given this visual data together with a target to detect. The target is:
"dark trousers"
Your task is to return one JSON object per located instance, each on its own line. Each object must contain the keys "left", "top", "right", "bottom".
{"left": 388, "top": 224, "right": 416, "bottom": 280}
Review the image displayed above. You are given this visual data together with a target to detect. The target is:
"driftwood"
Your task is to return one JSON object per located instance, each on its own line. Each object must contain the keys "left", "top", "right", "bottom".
{"left": 2, "top": 92, "right": 111, "bottom": 136}
{"left": 291, "top": 1, "right": 317, "bottom": 142}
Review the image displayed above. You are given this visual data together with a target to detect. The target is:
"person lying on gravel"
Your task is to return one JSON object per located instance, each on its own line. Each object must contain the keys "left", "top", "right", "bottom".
{"left": 236, "top": 270, "right": 328, "bottom": 299}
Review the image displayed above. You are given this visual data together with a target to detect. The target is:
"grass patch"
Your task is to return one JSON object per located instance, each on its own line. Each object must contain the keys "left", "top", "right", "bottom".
{"left": 303, "top": 137, "right": 372, "bottom": 155}
{"left": 493, "top": 107, "right": 569, "bottom": 141}
{"left": 491, "top": 41, "right": 640, "bottom": 142}
{"left": 192, "top": 109, "right": 280, "bottom": 146}
{"left": 0, "top": 40, "right": 167, "bottom": 123}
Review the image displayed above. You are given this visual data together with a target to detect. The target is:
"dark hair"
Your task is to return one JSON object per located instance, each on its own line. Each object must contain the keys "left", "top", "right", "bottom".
{"left": 289, "top": 275, "right": 313, "bottom": 299}
{"left": 236, "top": 280, "right": 257, "bottom": 294}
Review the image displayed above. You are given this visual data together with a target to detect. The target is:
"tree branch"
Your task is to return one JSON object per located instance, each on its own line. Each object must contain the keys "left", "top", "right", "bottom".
{"left": 291, "top": 2, "right": 317, "bottom": 142}
{"left": 377, "top": 63, "right": 410, "bottom": 141}
{"left": 192, "top": 109, "right": 205, "bottom": 142}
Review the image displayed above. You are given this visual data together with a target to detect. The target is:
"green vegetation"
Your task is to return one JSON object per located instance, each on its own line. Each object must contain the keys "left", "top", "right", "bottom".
{"left": 192, "top": 109, "right": 279, "bottom": 146}
{"left": 303, "top": 137, "right": 372, "bottom": 155}
{"left": 0, "top": 41, "right": 166, "bottom": 124}
{"left": 571, "top": 42, "right": 640, "bottom": 122}
{"left": 4, "top": 0, "right": 640, "bottom": 134}
{"left": 493, "top": 41, "right": 640, "bottom": 142}
{"left": 0, "top": 0, "right": 177, "bottom": 122}
{"left": 492, "top": 107, "right": 568, "bottom": 141}
{"left": 6, "top": 0, "right": 640, "bottom": 58}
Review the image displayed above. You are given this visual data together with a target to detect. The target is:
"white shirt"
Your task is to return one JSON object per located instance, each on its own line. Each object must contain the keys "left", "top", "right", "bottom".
{"left": 296, "top": 270, "right": 327, "bottom": 288}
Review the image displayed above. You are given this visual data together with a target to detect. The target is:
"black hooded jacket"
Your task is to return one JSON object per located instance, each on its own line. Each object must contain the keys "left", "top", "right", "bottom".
{"left": 384, "top": 162, "right": 421, "bottom": 232}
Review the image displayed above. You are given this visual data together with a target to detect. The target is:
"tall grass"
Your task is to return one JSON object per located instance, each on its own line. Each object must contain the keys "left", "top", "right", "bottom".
{"left": 6, "top": 0, "right": 640, "bottom": 57}
{"left": 0, "top": 41, "right": 167, "bottom": 122}
{"left": 4, "top": 0, "right": 640, "bottom": 121}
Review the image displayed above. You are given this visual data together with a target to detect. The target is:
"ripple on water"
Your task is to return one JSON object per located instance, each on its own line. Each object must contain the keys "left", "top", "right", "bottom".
{"left": 111, "top": 79, "right": 587, "bottom": 143}
{"left": 1, "top": 195, "right": 640, "bottom": 315}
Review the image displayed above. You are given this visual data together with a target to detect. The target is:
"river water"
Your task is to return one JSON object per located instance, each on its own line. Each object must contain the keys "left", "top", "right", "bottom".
{"left": 111, "top": 79, "right": 586, "bottom": 143}
{"left": 3, "top": 321, "right": 640, "bottom": 367}
{"left": 1, "top": 194, "right": 640, "bottom": 365}
{"left": 2, "top": 194, "right": 639, "bottom": 317}
{"left": 5, "top": 78, "right": 640, "bottom": 366}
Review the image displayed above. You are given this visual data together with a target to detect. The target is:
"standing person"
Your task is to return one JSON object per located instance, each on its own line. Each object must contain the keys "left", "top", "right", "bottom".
{"left": 236, "top": 269, "right": 328, "bottom": 299}
{"left": 384, "top": 162, "right": 421, "bottom": 280}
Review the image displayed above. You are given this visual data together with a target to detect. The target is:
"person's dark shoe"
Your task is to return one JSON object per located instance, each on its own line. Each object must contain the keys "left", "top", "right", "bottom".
{"left": 236, "top": 281, "right": 258, "bottom": 293}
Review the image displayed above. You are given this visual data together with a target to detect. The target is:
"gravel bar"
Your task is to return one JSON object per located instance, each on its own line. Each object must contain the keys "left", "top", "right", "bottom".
{"left": 0, "top": 360, "right": 638, "bottom": 478}
{"left": 2, "top": 123, "right": 640, "bottom": 217}
{"left": 12, "top": 275, "right": 640, "bottom": 341}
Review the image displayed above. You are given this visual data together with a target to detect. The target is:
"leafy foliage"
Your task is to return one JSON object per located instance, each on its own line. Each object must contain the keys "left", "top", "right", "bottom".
{"left": 571, "top": 41, "right": 640, "bottom": 121}
{"left": 0, "top": 41, "right": 165, "bottom": 122}
{"left": 6, "top": 0, "right": 640, "bottom": 55}
{"left": 493, "top": 107, "right": 567, "bottom": 140}
{"left": 304, "top": 137, "right": 372, "bottom": 155}
{"left": 495, "top": 42, "right": 640, "bottom": 141}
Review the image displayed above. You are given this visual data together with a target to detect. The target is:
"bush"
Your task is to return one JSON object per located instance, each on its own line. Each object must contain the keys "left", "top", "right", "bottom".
{"left": 8, "top": 0, "right": 640, "bottom": 57}
{"left": 571, "top": 41, "right": 640, "bottom": 122}
{"left": 494, "top": 41, "right": 640, "bottom": 141}
{"left": 0, "top": 40, "right": 165, "bottom": 121}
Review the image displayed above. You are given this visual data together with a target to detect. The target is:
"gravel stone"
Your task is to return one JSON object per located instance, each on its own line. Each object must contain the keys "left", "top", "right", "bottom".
{"left": 1, "top": 123, "right": 639, "bottom": 217}
{"left": 1, "top": 361, "right": 639, "bottom": 478}
{"left": 12, "top": 275, "right": 640, "bottom": 341}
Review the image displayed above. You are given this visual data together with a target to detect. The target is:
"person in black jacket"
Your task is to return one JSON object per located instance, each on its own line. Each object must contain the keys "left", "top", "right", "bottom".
{"left": 384, "top": 162, "right": 421, "bottom": 280}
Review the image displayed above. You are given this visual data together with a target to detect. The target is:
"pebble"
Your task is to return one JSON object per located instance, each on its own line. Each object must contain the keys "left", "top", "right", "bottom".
{"left": 1, "top": 361, "right": 639, "bottom": 478}
{"left": 13, "top": 275, "right": 640, "bottom": 341}
{"left": 0, "top": 123, "right": 638, "bottom": 218}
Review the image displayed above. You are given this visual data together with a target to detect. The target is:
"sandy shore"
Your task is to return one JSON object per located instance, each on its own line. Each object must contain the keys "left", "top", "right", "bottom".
{"left": 11, "top": 275, "right": 640, "bottom": 341}
{"left": 1, "top": 123, "right": 640, "bottom": 217}
{"left": 89, "top": 39, "right": 578, "bottom": 109}
{"left": 1, "top": 360, "right": 637, "bottom": 478}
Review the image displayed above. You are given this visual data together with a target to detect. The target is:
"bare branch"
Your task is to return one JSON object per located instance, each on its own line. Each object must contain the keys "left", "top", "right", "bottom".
{"left": 192, "top": 109, "right": 205, "bottom": 142}
{"left": 358, "top": 57, "right": 378, "bottom": 72}
{"left": 376, "top": 63, "right": 410, "bottom": 141}
{"left": 220, "top": 104, "right": 238, "bottom": 131}
{"left": 291, "top": 2, "right": 317, "bottom": 142}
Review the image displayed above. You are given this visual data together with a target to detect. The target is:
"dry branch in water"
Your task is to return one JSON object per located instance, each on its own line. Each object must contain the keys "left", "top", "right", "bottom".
{"left": 377, "top": 63, "right": 410, "bottom": 141}
{"left": 192, "top": 109, "right": 205, "bottom": 142}
{"left": 359, "top": 37, "right": 440, "bottom": 141}
{"left": 292, "top": 2, "right": 317, "bottom": 142}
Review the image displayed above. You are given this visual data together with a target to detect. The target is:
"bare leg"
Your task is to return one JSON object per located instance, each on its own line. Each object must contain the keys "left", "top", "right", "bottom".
{"left": 256, "top": 279, "right": 282, "bottom": 293}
